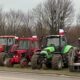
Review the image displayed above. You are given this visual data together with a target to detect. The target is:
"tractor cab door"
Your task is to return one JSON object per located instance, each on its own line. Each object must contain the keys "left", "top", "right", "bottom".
{"left": 5, "top": 38, "right": 15, "bottom": 52}
{"left": 46, "top": 36, "right": 60, "bottom": 52}
{"left": 28, "top": 41, "right": 39, "bottom": 60}
{"left": 59, "top": 36, "right": 67, "bottom": 52}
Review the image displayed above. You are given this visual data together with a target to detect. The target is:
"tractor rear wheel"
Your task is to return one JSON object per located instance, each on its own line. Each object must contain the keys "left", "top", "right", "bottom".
{"left": 0, "top": 52, "right": 3, "bottom": 65}
{"left": 4, "top": 58, "right": 13, "bottom": 67}
{"left": 52, "top": 54, "right": 63, "bottom": 70}
{"left": 42, "top": 63, "right": 48, "bottom": 70}
{"left": 31, "top": 54, "right": 41, "bottom": 69}
{"left": 0, "top": 52, "right": 8, "bottom": 66}
{"left": 20, "top": 58, "right": 28, "bottom": 68}
{"left": 68, "top": 47, "right": 78, "bottom": 72}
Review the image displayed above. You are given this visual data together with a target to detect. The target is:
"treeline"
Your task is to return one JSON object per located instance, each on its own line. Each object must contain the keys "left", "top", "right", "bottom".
{"left": 0, "top": 0, "right": 80, "bottom": 46}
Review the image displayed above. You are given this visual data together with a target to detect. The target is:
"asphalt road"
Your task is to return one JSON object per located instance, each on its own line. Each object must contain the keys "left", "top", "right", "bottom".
{"left": 0, "top": 71, "right": 80, "bottom": 80}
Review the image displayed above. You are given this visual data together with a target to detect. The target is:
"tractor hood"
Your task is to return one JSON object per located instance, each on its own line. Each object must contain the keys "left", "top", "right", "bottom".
{"left": 62, "top": 45, "right": 73, "bottom": 54}
{"left": 44, "top": 46, "right": 55, "bottom": 52}
{"left": 15, "top": 49, "right": 27, "bottom": 54}
{"left": 40, "top": 46, "right": 55, "bottom": 59}
{"left": 0, "top": 45, "right": 4, "bottom": 52}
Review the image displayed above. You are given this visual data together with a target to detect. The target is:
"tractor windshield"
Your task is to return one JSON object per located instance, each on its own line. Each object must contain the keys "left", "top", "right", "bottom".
{"left": 31, "top": 41, "right": 39, "bottom": 48}
{"left": 0, "top": 38, "right": 15, "bottom": 45}
{"left": 0, "top": 38, "right": 7, "bottom": 45}
{"left": 47, "top": 37, "right": 59, "bottom": 47}
{"left": 46, "top": 36, "right": 66, "bottom": 47}
{"left": 18, "top": 40, "right": 29, "bottom": 50}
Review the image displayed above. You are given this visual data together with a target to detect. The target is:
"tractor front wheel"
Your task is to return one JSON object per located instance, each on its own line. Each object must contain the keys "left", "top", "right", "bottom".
{"left": 68, "top": 47, "right": 78, "bottom": 72}
{"left": 4, "top": 58, "right": 13, "bottom": 67}
{"left": 20, "top": 58, "right": 28, "bottom": 68}
{"left": 0, "top": 52, "right": 8, "bottom": 66}
{"left": 31, "top": 54, "right": 41, "bottom": 69}
{"left": 52, "top": 54, "right": 63, "bottom": 70}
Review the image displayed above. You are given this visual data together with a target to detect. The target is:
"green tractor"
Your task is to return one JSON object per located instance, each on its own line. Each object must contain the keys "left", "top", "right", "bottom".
{"left": 31, "top": 35, "right": 73, "bottom": 70}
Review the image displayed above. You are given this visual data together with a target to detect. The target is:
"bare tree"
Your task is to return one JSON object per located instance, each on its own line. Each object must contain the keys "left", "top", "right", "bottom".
{"left": 43, "top": 0, "right": 73, "bottom": 34}
{"left": 0, "top": 0, "right": 74, "bottom": 38}
{"left": 33, "top": 0, "right": 73, "bottom": 35}
{"left": 0, "top": 8, "right": 6, "bottom": 35}
{"left": 5, "top": 10, "right": 23, "bottom": 35}
{"left": 18, "top": 11, "right": 33, "bottom": 37}
{"left": 33, "top": 4, "right": 49, "bottom": 37}
{"left": 76, "top": 10, "right": 80, "bottom": 25}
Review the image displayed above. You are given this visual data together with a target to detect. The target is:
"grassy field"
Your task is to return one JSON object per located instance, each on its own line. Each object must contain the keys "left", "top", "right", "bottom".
{"left": 0, "top": 66, "right": 80, "bottom": 77}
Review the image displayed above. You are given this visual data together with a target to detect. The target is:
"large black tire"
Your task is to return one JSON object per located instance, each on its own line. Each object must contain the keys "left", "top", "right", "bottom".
{"left": 0, "top": 53, "right": 3, "bottom": 65}
{"left": 0, "top": 52, "right": 8, "bottom": 66}
{"left": 20, "top": 58, "right": 28, "bottom": 68}
{"left": 68, "top": 47, "right": 78, "bottom": 72}
{"left": 42, "top": 59, "right": 51, "bottom": 70}
{"left": 4, "top": 58, "right": 13, "bottom": 67}
{"left": 68, "top": 48, "right": 74, "bottom": 65}
{"left": 42, "top": 63, "right": 48, "bottom": 70}
{"left": 31, "top": 54, "right": 41, "bottom": 69}
{"left": 52, "top": 54, "right": 63, "bottom": 70}
{"left": 62, "top": 49, "right": 73, "bottom": 68}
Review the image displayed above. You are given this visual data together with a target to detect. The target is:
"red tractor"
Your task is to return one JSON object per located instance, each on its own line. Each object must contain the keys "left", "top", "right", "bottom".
{"left": 4, "top": 36, "right": 40, "bottom": 67}
{"left": 0, "top": 35, "right": 18, "bottom": 65}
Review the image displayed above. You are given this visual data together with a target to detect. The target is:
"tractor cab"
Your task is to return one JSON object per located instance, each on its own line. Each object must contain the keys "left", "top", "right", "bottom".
{"left": 17, "top": 36, "right": 39, "bottom": 53}
{"left": 16, "top": 36, "right": 39, "bottom": 59}
{"left": 0, "top": 35, "right": 18, "bottom": 52}
{"left": 45, "top": 35, "right": 66, "bottom": 53}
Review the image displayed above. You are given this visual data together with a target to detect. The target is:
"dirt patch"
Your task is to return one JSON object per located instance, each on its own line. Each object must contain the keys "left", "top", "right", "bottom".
{"left": 0, "top": 66, "right": 80, "bottom": 78}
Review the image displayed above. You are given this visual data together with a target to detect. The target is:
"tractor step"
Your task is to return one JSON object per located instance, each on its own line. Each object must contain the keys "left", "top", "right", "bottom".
{"left": 71, "top": 63, "right": 80, "bottom": 72}
{"left": 73, "top": 63, "right": 80, "bottom": 66}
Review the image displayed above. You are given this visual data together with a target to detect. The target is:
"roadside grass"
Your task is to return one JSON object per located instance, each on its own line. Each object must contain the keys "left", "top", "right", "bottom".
{"left": 0, "top": 65, "right": 80, "bottom": 77}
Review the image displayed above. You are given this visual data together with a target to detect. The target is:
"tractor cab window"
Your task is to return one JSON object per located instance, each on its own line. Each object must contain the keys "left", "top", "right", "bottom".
{"left": 60, "top": 37, "right": 66, "bottom": 47}
{"left": 41, "top": 37, "right": 47, "bottom": 48}
{"left": 7, "top": 38, "right": 15, "bottom": 45}
{"left": 0, "top": 38, "right": 15, "bottom": 45}
{"left": 0, "top": 38, "right": 7, "bottom": 45}
{"left": 18, "top": 40, "right": 29, "bottom": 49}
{"left": 31, "top": 41, "right": 39, "bottom": 48}
{"left": 47, "top": 37, "right": 59, "bottom": 47}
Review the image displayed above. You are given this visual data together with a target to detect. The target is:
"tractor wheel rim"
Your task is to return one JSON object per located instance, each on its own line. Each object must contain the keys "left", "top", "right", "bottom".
{"left": 4, "top": 59, "right": 9, "bottom": 65}
{"left": 58, "top": 60, "right": 62, "bottom": 69}
{"left": 22, "top": 61, "right": 27, "bottom": 66}
{"left": 4, "top": 60, "right": 6, "bottom": 65}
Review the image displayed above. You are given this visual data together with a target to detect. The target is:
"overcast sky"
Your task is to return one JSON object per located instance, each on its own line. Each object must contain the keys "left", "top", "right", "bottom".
{"left": 0, "top": 0, "right": 45, "bottom": 12}
{"left": 0, "top": 0, "right": 79, "bottom": 13}
{"left": 73, "top": 0, "right": 80, "bottom": 13}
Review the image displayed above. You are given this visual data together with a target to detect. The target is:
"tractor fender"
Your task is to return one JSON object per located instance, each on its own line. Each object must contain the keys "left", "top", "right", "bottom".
{"left": 40, "top": 50, "right": 53, "bottom": 59}
{"left": 34, "top": 49, "right": 41, "bottom": 55}
{"left": 40, "top": 51, "right": 48, "bottom": 57}
{"left": 44, "top": 46, "right": 55, "bottom": 52}
{"left": 62, "top": 45, "right": 73, "bottom": 54}
{"left": 40, "top": 46, "right": 55, "bottom": 59}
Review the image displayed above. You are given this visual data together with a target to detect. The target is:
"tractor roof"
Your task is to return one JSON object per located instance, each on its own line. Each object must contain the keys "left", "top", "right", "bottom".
{"left": 0, "top": 35, "right": 18, "bottom": 38}
{"left": 18, "top": 37, "right": 38, "bottom": 41}
{"left": 46, "top": 35, "right": 63, "bottom": 38}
